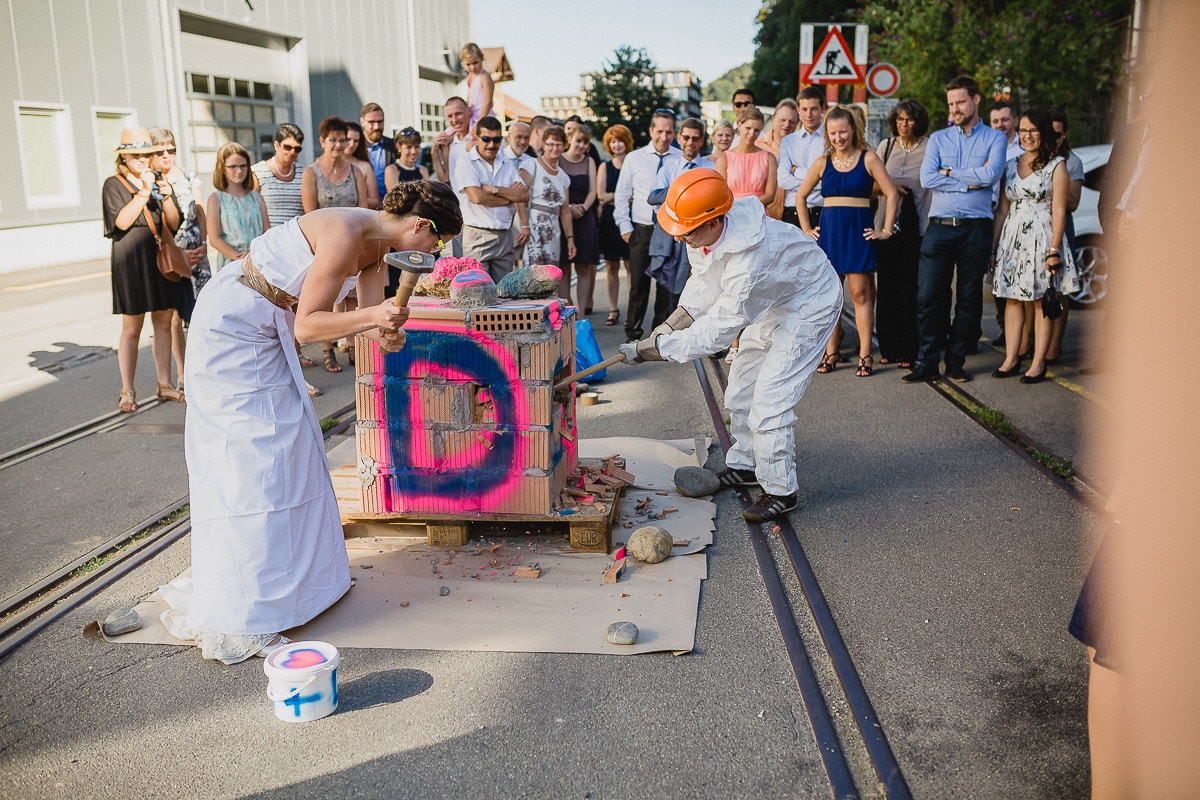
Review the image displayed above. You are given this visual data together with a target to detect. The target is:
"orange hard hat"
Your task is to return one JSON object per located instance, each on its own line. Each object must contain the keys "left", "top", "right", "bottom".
{"left": 656, "top": 167, "right": 734, "bottom": 236}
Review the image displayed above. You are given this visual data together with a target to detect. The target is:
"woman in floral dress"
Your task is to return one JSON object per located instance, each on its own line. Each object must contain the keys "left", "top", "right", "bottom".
{"left": 991, "top": 107, "right": 1081, "bottom": 384}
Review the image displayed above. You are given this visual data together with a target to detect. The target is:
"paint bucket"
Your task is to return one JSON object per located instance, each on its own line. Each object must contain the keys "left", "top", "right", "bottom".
{"left": 263, "top": 640, "right": 340, "bottom": 723}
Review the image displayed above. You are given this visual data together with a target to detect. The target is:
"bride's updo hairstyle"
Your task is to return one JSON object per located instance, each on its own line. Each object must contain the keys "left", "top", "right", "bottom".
{"left": 383, "top": 180, "right": 462, "bottom": 237}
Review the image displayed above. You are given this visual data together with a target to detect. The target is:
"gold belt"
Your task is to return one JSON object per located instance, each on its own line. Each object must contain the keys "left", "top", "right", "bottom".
{"left": 822, "top": 197, "right": 872, "bottom": 208}
{"left": 238, "top": 255, "right": 298, "bottom": 309}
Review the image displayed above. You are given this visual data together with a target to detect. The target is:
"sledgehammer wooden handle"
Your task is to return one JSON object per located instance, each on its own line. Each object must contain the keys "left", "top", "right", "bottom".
{"left": 553, "top": 353, "right": 627, "bottom": 391}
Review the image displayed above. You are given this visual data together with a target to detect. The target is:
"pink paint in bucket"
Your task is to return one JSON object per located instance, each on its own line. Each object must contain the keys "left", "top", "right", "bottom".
{"left": 264, "top": 640, "right": 340, "bottom": 722}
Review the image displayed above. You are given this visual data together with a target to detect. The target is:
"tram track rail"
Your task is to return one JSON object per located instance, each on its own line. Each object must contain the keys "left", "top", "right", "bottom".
{"left": 694, "top": 355, "right": 910, "bottom": 800}
{"left": 694, "top": 342, "right": 1105, "bottom": 799}
{"left": 0, "top": 400, "right": 359, "bottom": 661}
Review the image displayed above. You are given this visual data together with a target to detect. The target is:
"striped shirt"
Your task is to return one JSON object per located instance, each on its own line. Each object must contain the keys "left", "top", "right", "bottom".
{"left": 251, "top": 161, "right": 304, "bottom": 226}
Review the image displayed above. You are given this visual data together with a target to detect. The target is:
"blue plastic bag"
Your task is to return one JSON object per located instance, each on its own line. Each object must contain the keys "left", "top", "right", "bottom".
{"left": 574, "top": 318, "right": 606, "bottom": 382}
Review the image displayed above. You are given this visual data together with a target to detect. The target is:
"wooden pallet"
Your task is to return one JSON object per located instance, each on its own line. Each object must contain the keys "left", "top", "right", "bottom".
{"left": 331, "top": 458, "right": 627, "bottom": 553}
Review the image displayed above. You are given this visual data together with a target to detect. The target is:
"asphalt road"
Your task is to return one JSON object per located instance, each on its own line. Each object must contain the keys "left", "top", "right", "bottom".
{"left": 0, "top": 261, "right": 1106, "bottom": 799}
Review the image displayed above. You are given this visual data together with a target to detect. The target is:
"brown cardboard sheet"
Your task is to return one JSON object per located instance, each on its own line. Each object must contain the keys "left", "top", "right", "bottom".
{"left": 97, "top": 437, "right": 716, "bottom": 656}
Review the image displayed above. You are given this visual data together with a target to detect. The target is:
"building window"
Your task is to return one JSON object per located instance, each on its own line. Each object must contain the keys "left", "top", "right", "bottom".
{"left": 92, "top": 108, "right": 135, "bottom": 190}
{"left": 15, "top": 104, "right": 80, "bottom": 210}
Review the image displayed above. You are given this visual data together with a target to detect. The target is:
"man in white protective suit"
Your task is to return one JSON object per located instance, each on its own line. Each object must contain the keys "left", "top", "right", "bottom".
{"left": 618, "top": 168, "right": 841, "bottom": 522}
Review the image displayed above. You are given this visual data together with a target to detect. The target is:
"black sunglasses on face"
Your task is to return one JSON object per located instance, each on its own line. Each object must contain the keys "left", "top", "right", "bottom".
{"left": 280, "top": 143, "right": 303, "bottom": 152}
{"left": 733, "top": 101, "right": 753, "bottom": 108}
{"left": 478, "top": 135, "right": 503, "bottom": 144}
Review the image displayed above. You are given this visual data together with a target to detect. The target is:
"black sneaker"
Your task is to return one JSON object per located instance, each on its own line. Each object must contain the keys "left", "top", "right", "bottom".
{"left": 743, "top": 492, "right": 798, "bottom": 522}
{"left": 716, "top": 467, "right": 759, "bottom": 488}
{"left": 945, "top": 365, "right": 972, "bottom": 382}
{"left": 901, "top": 366, "right": 940, "bottom": 383}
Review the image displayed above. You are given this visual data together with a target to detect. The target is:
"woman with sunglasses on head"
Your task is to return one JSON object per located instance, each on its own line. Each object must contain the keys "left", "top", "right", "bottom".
{"left": 384, "top": 127, "right": 429, "bottom": 191}
{"left": 169, "top": 181, "right": 462, "bottom": 664}
{"left": 104, "top": 128, "right": 191, "bottom": 412}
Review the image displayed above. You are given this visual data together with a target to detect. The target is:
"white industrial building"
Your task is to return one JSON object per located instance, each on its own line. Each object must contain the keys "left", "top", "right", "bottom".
{"left": 1, "top": 0, "right": 471, "bottom": 273}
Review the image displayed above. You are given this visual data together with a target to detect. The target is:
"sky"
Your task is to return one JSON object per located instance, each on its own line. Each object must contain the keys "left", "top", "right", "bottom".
{"left": 471, "top": 0, "right": 764, "bottom": 109}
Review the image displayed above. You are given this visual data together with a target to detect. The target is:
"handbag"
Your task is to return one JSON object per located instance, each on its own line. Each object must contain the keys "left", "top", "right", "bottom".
{"left": 117, "top": 174, "right": 191, "bottom": 282}
{"left": 1042, "top": 271, "right": 1064, "bottom": 320}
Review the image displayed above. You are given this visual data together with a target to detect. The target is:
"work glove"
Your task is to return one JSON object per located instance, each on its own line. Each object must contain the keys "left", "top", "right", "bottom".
{"left": 620, "top": 337, "right": 665, "bottom": 364}
{"left": 649, "top": 307, "right": 694, "bottom": 339}
{"left": 618, "top": 341, "right": 642, "bottom": 364}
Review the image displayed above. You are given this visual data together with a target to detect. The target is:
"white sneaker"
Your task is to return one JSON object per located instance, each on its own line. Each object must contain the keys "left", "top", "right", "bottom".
{"left": 724, "top": 347, "right": 738, "bottom": 364}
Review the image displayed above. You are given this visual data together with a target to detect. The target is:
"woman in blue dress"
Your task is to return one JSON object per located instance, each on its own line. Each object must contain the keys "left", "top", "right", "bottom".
{"left": 796, "top": 107, "right": 899, "bottom": 376}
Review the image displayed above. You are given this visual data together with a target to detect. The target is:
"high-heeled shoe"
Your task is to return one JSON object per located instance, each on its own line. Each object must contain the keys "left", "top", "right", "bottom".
{"left": 992, "top": 364, "right": 1022, "bottom": 378}
{"left": 1020, "top": 369, "right": 1047, "bottom": 384}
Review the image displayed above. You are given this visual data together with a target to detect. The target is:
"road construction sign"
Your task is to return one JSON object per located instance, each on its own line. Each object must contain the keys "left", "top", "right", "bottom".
{"left": 800, "top": 24, "right": 867, "bottom": 85}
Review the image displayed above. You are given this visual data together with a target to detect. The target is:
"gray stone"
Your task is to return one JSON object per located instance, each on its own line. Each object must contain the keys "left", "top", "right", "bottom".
{"left": 101, "top": 606, "right": 142, "bottom": 637}
{"left": 496, "top": 264, "right": 563, "bottom": 299}
{"left": 627, "top": 526, "right": 673, "bottom": 564}
{"left": 439, "top": 586, "right": 450, "bottom": 596}
{"left": 450, "top": 268, "right": 498, "bottom": 309}
{"left": 674, "top": 466, "right": 721, "bottom": 497}
{"left": 606, "top": 621, "right": 639, "bottom": 645}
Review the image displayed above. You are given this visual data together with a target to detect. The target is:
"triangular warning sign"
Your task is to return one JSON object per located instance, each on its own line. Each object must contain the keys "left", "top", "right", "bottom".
{"left": 802, "top": 27, "right": 865, "bottom": 84}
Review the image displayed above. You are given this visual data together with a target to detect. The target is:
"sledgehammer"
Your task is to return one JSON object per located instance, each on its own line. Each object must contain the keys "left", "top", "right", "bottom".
{"left": 553, "top": 353, "right": 627, "bottom": 391}
{"left": 384, "top": 250, "right": 437, "bottom": 308}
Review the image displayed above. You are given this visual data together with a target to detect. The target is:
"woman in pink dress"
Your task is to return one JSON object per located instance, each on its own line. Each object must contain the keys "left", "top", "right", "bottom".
{"left": 715, "top": 107, "right": 777, "bottom": 205}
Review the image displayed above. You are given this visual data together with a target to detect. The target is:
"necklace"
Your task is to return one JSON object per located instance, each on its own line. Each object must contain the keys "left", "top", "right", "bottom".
{"left": 897, "top": 138, "right": 918, "bottom": 152}
{"left": 539, "top": 156, "right": 559, "bottom": 174}
{"left": 831, "top": 151, "right": 858, "bottom": 170}
{"left": 269, "top": 156, "right": 295, "bottom": 181}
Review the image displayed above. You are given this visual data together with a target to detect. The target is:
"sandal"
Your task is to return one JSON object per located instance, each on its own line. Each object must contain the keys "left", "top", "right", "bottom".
{"left": 298, "top": 354, "right": 317, "bottom": 368}
{"left": 816, "top": 352, "right": 838, "bottom": 374}
{"left": 118, "top": 389, "right": 138, "bottom": 413}
{"left": 323, "top": 349, "right": 343, "bottom": 373}
{"left": 306, "top": 381, "right": 322, "bottom": 397}
{"left": 156, "top": 384, "right": 185, "bottom": 403}
{"left": 605, "top": 310, "right": 620, "bottom": 326}
{"left": 855, "top": 356, "right": 873, "bottom": 377}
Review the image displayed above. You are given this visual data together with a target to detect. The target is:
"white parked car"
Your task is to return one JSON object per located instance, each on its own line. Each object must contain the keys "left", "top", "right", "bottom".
{"left": 1069, "top": 143, "right": 1112, "bottom": 304}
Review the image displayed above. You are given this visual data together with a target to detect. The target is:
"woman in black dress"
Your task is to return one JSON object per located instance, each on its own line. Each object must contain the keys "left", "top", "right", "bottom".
{"left": 103, "top": 128, "right": 190, "bottom": 412}
{"left": 597, "top": 124, "right": 633, "bottom": 325}
{"left": 559, "top": 125, "right": 600, "bottom": 313}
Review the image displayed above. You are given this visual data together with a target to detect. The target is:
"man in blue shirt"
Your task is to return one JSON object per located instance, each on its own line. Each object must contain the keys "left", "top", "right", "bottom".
{"left": 360, "top": 102, "right": 397, "bottom": 204}
{"left": 904, "top": 76, "right": 1006, "bottom": 383}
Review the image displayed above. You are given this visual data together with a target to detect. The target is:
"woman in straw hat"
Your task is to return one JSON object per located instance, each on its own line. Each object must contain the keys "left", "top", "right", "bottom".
{"left": 102, "top": 127, "right": 190, "bottom": 411}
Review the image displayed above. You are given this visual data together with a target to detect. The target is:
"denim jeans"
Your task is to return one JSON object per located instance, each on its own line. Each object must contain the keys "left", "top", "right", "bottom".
{"left": 915, "top": 220, "right": 991, "bottom": 369}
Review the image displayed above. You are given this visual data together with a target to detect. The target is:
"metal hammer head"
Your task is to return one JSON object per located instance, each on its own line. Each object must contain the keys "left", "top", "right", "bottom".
{"left": 384, "top": 250, "right": 437, "bottom": 275}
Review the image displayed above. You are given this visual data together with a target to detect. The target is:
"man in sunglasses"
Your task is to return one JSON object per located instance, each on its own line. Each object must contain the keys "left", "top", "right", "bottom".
{"left": 453, "top": 115, "right": 529, "bottom": 281}
{"left": 619, "top": 168, "right": 841, "bottom": 523}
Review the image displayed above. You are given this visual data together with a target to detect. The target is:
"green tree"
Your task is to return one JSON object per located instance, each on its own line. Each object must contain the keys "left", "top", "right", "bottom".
{"left": 704, "top": 62, "right": 754, "bottom": 104}
{"left": 584, "top": 46, "right": 672, "bottom": 147}
{"left": 860, "top": 0, "right": 1131, "bottom": 142}
{"left": 748, "top": 0, "right": 859, "bottom": 105}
